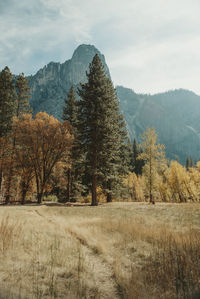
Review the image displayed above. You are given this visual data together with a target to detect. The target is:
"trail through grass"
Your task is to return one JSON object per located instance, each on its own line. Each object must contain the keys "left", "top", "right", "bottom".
{"left": 0, "top": 202, "right": 199, "bottom": 298}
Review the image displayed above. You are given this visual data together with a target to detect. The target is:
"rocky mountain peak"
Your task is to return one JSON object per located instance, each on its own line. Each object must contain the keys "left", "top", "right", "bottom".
{"left": 66, "top": 44, "right": 110, "bottom": 84}
{"left": 72, "top": 44, "right": 100, "bottom": 59}
{"left": 28, "top": 44, "right": 110, "bottom": 118}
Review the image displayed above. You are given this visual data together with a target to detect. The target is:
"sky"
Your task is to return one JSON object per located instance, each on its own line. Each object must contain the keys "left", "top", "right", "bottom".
{"left": 1, "top": 0, "right": 200, "bottom": 94}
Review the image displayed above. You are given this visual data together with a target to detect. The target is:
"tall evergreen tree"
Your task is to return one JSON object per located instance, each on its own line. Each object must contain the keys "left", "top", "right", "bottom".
{"left": 0, "top": 67, "right": 16, "bottom": 138}
{"left": 4, "top": 72, "right": 31, "bottom": 204}
{"left": 105, "top": 117, "right": 130, "bottom": 202}
{"left": 62, "top": 85, "right": 84, "bottom": 202}
{"left": 15, "top": 73, "right": 31, "bottom": 117}
{"left": 186, "top": 156, "right": 194, "bottom": 171}
{"left": 132, "top": 138, "right": 145, "bottom": 175}
{"left": 132, "top": 139, "right": 138, "bottom": 171}
{"left": 0, "top": 67, "right": 16, "bottom": 201}
{"left": 78, "top": 54, "right": 128, "bottom": 205}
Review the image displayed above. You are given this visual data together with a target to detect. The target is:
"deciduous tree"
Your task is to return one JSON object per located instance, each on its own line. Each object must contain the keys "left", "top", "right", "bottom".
{"left": 138, "top": 127, "right": 166, "bottom": 203}
{"left": 13, "top": 113, "right": 73, "bottom": 203}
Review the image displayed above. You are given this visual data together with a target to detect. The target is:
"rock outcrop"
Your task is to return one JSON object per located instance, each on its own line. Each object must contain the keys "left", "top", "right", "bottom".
{"left": 28, "top": 44, "right": 110, "bottom": 118}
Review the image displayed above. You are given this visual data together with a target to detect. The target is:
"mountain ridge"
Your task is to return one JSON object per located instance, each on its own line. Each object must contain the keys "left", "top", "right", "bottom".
{"left": 26, "top": 44, "right": 200, "bottom": 163}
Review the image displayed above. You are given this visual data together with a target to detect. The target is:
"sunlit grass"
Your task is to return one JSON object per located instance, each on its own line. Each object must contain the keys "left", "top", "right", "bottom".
{"left": 0, "top": 202, "right": 199, "bottom": 298}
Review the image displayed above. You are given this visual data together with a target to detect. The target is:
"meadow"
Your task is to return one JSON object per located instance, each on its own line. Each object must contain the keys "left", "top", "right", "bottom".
{"left": 0, "top": 202, "right": 199, "bottom": 299}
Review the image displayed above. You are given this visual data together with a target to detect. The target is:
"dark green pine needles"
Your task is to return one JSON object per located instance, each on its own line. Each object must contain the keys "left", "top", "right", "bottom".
{"left": 0, "top": 68, "right": 31, "bottom": 138}
{"left": 78, "top": 54, "right": 129, "bottom": 205}
{"left": 62, "top": 85, "right": 85, "bottom": 202}
{"left": 0, "top": 67, "right": 16, "bottom": 138}
{"left": 15, "top": 73, "right": 32, "bottom": 117}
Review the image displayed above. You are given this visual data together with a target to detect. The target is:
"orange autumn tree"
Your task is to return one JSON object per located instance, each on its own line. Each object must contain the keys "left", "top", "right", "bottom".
{"left": 14, "top": 142, "right": 35, "bottom": 204}
{"left": 0, "top": 137, "right": 11, "bottom": 199}
{"left": 13, "top": 112, "right": 73, "bottom": 203}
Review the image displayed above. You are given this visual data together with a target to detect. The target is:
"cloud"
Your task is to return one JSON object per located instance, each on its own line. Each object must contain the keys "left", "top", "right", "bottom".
{"left": 0, "top": 0, "right": 92, "bottom": 73}
{"left": 1, "top": 0, "right": 200, "bottom": 93}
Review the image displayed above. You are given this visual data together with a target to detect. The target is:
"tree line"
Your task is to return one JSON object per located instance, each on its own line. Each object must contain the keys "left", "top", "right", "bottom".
{"left": 0, "top": 56, "right": 199, "bottom": 205}
{"left": 0, "top": 55, "right": 132, "bottom": 205}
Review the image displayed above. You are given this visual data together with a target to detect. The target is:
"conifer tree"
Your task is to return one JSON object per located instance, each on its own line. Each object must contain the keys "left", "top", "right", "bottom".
{"left": 131, "top": 138, "right": 138, "bottom": 173}
{"left": 132, "top": 138, "right": 145, "bottom": 175}
{"left": 0, "top": 67, "right": 16, "bottom": 138}
{"left": 4, "top": 72, "right": 31, "bottom": 203}
{"left": 78, "top": 54, "right": 128, "bottom": 205}
{"left": 0, "top": 67, "right": 16, "bottom": 202}
{"left": 15, "top": 73, "right": 32, "bottom": 117}
{"left": 186, "top": 156, "right": 194, "bottom": 171}
{"left": 105, "top": 119, "right": 130, "bottom": 202}
{"left": 62, "top": 85, "right": 84, "bottom": 202}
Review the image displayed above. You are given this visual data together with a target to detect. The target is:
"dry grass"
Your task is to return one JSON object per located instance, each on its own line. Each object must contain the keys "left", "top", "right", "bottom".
{"left": 0, "top": 202, "right": 199, "bottom": 298}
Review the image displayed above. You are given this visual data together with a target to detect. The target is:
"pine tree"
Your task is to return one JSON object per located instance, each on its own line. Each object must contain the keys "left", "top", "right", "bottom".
{"left": 4, "top": 72, "right": 31, "bottom": 204}
{"left": 0, "top": 67, "right": 16, "bottom": 138}
{"left": 62, "top": 85, "right": 84, "bottom": 202}
{"left": 15, "top": 73, "right": 32, "bottom": 117}
{"left": 106, "top": 119, "right": 130, "bottom": 202}
{"left": 186, "top": 156, "right": 193, "bottom": 171}
{"left": 0, "top": 67, "right": 16, "bottom": 202}
{"left": 132, "top": 138, "right": 138, "bottom": 172}
{"left": 78, "top": 54, "right": 128, "bottom": 205}
{"left": 132, "top": 138, "right": 145, "bottom": 175}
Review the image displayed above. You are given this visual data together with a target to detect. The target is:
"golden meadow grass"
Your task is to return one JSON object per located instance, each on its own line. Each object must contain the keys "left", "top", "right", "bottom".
{"left": 0, "top": 202, "right": 199, "bottom": 298}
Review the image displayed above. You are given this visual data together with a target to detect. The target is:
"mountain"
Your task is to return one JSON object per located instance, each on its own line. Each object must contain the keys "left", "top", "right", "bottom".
{"left": 28, "top": 44, "right": 110, "bottom": 119}
{"left": 27, "top": 44, "right": 200, "bottom": 164}
{"left": 117, "top": 86, "right": 200, "bottom": 163}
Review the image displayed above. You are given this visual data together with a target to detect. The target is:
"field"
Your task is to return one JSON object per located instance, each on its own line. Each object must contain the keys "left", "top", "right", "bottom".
{"left": 0, "top": 202, "right": 200, "bottom": 299}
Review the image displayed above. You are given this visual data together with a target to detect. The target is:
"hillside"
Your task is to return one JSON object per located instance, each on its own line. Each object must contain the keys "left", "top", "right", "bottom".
{"left": 117, "top": 86, "right": 200, "bottom": 163}
{"left": 27, "top": 44, "right": 200, "bottom": 163}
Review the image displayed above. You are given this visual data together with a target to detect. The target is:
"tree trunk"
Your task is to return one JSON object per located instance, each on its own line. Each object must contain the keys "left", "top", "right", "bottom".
{"left": 5, "top": 158, "right": 14, "bottom": 204}
{"left": 0, "top": 170, "right": 2, "bottom": 198}
{"left": 5, "top": 136, "right": 16, "bottom": 204}
{"left": 106, "top": 193, "right": 112, "bottom": 202}
{"left": 5, "top": 194, "right": 9, "bottom": 205}
{"left": 35, "top": 175, "right": 40, "bottom": 203}
{"left": 21, "top": 189, "right": 27, "bottom": 205}
{"left": 106, "top": 180, "right": 112, "bottom": 202}
{"left": 21, "top": 180, "right": 27, "bottom": 205}
{"left": 91, "top": 174, "right": 97, "bottom": 206}
{"left": 150, "top": 192, "right": 153, "bottom": 203}
{"left": 149, "top": 152, "right": 153, "bottom": 203}
{"left": 5, "top": 165, "right": 13, "bottom": 204}
{"left": 66, "top": 168, "right": 71, "bottom": 202}
{"left": 37, "top": 193, "right": 42, "bottom": 204}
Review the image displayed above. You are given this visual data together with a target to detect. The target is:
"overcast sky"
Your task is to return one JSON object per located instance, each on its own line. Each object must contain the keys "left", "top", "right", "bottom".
{"left": 1, "top": 0, "right": 200, "bottom": 94}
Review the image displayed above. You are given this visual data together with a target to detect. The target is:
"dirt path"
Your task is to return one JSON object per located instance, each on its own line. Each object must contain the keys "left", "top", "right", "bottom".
{"left": 32, "top": 207, "right": 121, "bottom": 299}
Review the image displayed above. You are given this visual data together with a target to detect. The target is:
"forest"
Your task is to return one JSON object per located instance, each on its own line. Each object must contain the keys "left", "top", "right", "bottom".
{"left": 0, "top": 54, "right": 200, "bottom": 206}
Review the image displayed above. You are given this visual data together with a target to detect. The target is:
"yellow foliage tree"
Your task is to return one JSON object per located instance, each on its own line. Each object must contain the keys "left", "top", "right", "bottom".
{"left": 138, "top": 127, "right": 166, "bottom": 203}
{"left": 166, "top": 161, "right": 195, "bottom": 202}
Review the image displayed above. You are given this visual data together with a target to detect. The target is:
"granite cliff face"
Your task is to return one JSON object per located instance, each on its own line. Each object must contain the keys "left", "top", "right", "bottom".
{"left": 28, "top": 44, "right": 110, "bottom": 118}
{"left": 28, "top": 44, "right": 200, "bottom": 163}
